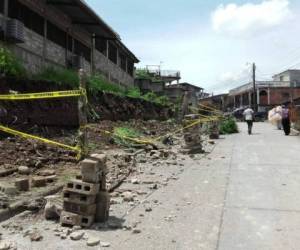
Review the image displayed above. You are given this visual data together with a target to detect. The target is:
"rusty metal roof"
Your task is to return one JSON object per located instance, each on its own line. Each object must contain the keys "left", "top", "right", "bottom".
{"left": 46, "top": 0, "right": 139, "bottom": 62}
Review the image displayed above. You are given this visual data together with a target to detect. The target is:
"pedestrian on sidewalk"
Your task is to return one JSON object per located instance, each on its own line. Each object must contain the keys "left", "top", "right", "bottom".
{"left": 243, "top": 106, "right": 254, "bottom": 135}
{"left": 281, "top": 104, "right": 291, "bottom": 136}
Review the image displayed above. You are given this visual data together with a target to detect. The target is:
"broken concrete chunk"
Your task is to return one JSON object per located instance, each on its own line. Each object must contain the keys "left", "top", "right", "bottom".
{"left": 30, "top": 231, "right": 43, "bottom": 241}
{"left": 32, "top": 177, "right": 47, "bottom": 187}
{"left": 15, "top": 178, "right": 30, "bottom": 192}
{"left": 86, "top": 237, "right": 100, "bottom": 247}
{"left": 100, "top": 241, "right": 111, "bottom": 247}
{"left": 38, "top": 169, "right": 56, "bottom": 176}
{"left": 18, "top": 166, "right": 30, "bottom": 175}
{"left": 70, "top": 231, "right": 84, "bottom": 241}
{"left": 122, "top": 192, "right": 134, "bottom": 202}
{"left": 0, "top": 241, "right": 13, "bottom": 250}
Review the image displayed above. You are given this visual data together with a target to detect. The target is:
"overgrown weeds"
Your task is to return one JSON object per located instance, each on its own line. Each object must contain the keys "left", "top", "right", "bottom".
{"left": 113, "top": 127, "right": 142, "bottom": 147}
{"left": 219, "top": 117, "right": 239, "bottom": 134}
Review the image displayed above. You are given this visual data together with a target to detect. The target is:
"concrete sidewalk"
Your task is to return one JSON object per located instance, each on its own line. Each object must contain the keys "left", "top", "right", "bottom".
{"left": 218, "top": 122, "right": 300, "bottom": 250}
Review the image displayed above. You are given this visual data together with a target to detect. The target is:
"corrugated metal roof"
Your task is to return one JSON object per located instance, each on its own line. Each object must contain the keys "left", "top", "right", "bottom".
{"left": 46, "top": 0, "right": 139, "bottom": 62}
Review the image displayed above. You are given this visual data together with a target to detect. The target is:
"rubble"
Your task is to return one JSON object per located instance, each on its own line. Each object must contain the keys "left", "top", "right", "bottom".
{"left": 70, "top": 231, "right": 84, "bottom": 241}
{"left": 86, "top": 237, "right": 100, "bottom": 246}
{"left": 100, "top": 241, "right": 111, "bottom": 247}
{"left": 17, "top": 166, "right": 30, "bottom": 175}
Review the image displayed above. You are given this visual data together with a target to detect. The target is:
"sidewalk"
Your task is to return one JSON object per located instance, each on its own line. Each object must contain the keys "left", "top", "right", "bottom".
{"left": 218, "top": 122, "right": 300, "bottom": 250}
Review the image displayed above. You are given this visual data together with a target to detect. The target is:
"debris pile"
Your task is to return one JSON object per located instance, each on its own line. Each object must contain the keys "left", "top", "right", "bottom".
{"left": 60, "top": 154, "right": 110, "bottom": 228}
{"left": 209, "top": 121, "right": 220, "bottom": 139}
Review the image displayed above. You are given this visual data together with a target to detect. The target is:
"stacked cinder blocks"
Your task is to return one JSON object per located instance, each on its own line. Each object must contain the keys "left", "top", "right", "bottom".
{"left": 183, "top": 114, "right": 203, "bottom": 154}
{"left": 60, "top": 154, "right": 110, "bottom": 228}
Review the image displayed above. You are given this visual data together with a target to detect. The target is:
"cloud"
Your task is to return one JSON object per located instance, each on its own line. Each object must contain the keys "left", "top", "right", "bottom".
{"left": 212, "top": 0, "right": 291, "bottom": 34}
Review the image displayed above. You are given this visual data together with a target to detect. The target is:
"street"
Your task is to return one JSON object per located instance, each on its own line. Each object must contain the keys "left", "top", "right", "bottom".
{"left": 2, "top": 122, "right": 300, "bottom": 250}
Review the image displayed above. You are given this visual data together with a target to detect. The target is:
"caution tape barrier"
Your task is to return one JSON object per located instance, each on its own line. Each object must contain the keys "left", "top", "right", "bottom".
{"left": 86, "top": 116, "right": 220, "bottom": 146}
{"left": 0, "top": 125, "right": 81, "bottom": 153}
{"left": 0, "top": 89, "right": 86, "bottom": 101}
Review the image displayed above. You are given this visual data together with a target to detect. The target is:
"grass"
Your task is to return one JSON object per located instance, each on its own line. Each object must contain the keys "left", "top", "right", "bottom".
{"left": 87, "top": 74, "right": 124, "bottom": 95}
{"left": 113, "top": 126, "right": 142, "bottom": 146}
{"left": 33, "top": 67, "right": 79, "bottom": 88}
{"left": 219, "top": 117, "right": 239, "bottom": 134}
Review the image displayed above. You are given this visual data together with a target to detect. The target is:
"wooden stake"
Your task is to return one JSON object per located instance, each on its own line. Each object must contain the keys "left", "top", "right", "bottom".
{"left": 77, "top": 69, "right": 88, "bottom": 159}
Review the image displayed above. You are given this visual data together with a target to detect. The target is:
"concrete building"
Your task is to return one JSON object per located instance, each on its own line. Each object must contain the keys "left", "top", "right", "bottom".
{"left": 165, "top": 82, "right": 203, "bottom": 106}
{"left": 0, "top": 0, "right": 139, "bottom": 88}
{"left": 229, "top": 70, "right": 300, "bottom": 111}
{"left": 199, "top": 94, "right": 229, "bottom": 112}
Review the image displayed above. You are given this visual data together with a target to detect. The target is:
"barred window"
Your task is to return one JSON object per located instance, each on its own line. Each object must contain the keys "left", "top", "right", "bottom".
{"left": 74, "top": 39, "right": 91, "bottom": 62}
{"left": 119, "top": 53, "right": 126, "bottom": 71}
{"left": 95, "top": 38, "right": 107, "bottom": 55}
{"left": 0, "top": 0, "right": 4, "bottom": 14}
{"left": 47, "top": 21, "right": 66, "bottom": 48}
{"left": 8, "top": 0, "right": 44, "bottom": 36}
{"left": 108, "top": 42, "right": 117, "bottom": 64}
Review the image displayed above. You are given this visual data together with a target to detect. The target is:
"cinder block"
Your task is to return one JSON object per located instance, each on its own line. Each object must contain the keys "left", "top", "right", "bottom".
{"left": 60, "top": 211, "right": 94, "bottom": 228}
{"left": 80, "top": 159, "right": 99, "bottom": 175}
{"left": 15, "top": 178, "right": 30, "bottom": 191}
{"left": 64, "top": 180, "right": 100, "bottom": 195}
{"left": 95, "top": 192, "right": 110, "bottom": 223}
{"left": 32, "top": 177, "right": 47, "bottom": 187}
{"left": 89, "top": 154, "right": 107, "bottom": 173}
{"left": 63, "top": 190, "right": 96, "bottom": 205}
{"left": 81, "top": 170, "right": 105, "bottom": 184}
{"left": 63, "top": 201, "right": 96, "bottom": 216}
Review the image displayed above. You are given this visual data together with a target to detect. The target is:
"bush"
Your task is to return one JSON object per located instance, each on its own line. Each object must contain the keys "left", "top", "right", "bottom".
{"left": 126, "top": 87, "right": 142, "bottom": 98}
{"left": 0, "top": 47, "right": 26, "bottom": 77}
{"left": 219, "top": 117, "right": 239, "bottom": 134}
{"left": 34, "top": 67, "right": 79, "bottom": 88}
{"left": 87, "top": 74, "right": 124, "bottom": 95}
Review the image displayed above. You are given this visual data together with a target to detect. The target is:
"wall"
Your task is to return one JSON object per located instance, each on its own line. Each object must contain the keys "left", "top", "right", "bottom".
{"left": 94, "top": 50, "right": 134, "bottom": 88}
{"left": 134, "top": 79, "right": 165, "bottom": 94}
{"left": 0, "top": 77, "right": 172, "bottom": 127}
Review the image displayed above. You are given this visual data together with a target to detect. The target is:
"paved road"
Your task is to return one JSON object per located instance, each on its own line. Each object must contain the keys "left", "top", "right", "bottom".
{"left": 3, "top": 122, "right": 300, "bottom": 250}
{"left": 115, "top": 122, "right": 300, "bottom": 250}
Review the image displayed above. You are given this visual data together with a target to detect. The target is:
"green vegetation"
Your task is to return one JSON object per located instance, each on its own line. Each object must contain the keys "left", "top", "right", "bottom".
{"left": 87, "top": 74, "right": 124, "bottom": 94}
{"left": 125, "top": 87, "right": 142, "bottom": 98}
{"left": 142, "top": 91, "right": 171, "bottom": 106}
{"left": 113, "top": 126, "right": 142, "bottom": 146}
{"left": 0, "top": 47, "right": 26, "bottom": 78}
{"left": 135, "top": 68, "right": 162, "bottom": 82}
{"left": 33, "top": 67, "right": 79, "bottom": 88}
{"left": 219, "top": 117, "right": 239, "bottom": 135}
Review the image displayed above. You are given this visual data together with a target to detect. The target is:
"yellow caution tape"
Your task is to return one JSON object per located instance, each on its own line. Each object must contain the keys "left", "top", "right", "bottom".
{"left": 0, "top": 125, "right": 81, "bottom": 153}
{"left": 0, "top": 89, "right": 86, "bottom": 101}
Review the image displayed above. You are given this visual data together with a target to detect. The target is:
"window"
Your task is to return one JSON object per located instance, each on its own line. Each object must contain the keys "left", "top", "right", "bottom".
{"left": 95, "top": 38, "right": 107, "bottom": 55}
{"left": 108, "top": 42, "right": 117, "bottom": 64}
{"left": 0, "top": 0, "right": 4, "bottom": 14}
{"left": 119, "top": 53, "right": 126, "bottom": 71}
{"left": 74, "top": 39, "right": 91, "bottom": 62}
{"left": 47, "top": 21, "right": 66, "bottom": 48}
{"left": 8, "top": 0, "right": 44, "bottom": 36}
{"left": 127, "top": 59, "right": 134, "bottom": 76}
{"left": 259, "top": 90, "right": 267, "bottom": 96}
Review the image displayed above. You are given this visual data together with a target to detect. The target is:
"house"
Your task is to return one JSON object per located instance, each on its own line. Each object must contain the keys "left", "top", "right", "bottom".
{"left": 199, "top": 93, "right": 229, "bottom": 111}
{"left": 0, "top": 0, "right": 139, "bottom": 88}
{"left": 228, "top": 69, "right": 300, "bottom": 111}
{"left": 164, "top": 82, "right": 204, "bottom": 106}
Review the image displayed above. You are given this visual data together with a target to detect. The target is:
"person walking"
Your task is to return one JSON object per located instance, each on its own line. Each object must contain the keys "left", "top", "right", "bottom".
{"left": 243, "top": 106, "right": 254, "bottom": 135}
{"left": 281, "top": 105, "right": 291, "bottom": 136}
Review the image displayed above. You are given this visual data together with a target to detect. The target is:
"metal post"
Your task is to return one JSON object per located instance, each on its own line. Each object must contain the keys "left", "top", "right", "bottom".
{"left": 91, "top": 33, "right": 95, "bottom": 74}
{"left": 252, "top": 63, "right": 257, "bottom": 111}
{"left": 77, "top": 69, "right": 88, "bottom": 159}
{"left": 267, "top": 88, "right": 271, "bottom": 105}
{"left": 3, "top": 0, "right": 8, "bottom": 34}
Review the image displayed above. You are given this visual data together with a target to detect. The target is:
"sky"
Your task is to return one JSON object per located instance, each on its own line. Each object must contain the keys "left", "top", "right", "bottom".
{"left": 85, "top": 0, "right": 300, "bottom": 94}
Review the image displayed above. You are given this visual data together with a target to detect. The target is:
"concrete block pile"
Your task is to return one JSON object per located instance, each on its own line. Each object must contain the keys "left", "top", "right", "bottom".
{"left": 60, "top": 154, "right": 110, "bottom": 228}
{"left": 183, "top": 114, "right": 203, "bottom": 154}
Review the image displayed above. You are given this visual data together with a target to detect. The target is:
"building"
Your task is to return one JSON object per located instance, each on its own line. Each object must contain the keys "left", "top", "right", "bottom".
{"left": 134, "top": 78, "right": 165, "bottom": 95}
{"left": 199, "top": 94, "right": 229, "bottom": 112}
{"left": 0, "top": 0, "right": 139, "bottom": 88}
{"left": 164, "top": 82, "right": 204, "bottom": 106}
{"left": 228, "top": 70, "right": 300, "bottom": 111}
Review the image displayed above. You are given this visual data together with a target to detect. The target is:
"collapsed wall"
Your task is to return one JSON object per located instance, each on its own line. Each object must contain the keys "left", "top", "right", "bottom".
{"left": 0, "top": 77, "right": 173, "bottom": 127}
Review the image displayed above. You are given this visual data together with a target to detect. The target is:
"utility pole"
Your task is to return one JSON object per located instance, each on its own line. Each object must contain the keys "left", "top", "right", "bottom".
{"left": 252, "top": 63, "right": 257, "bottom": 111}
